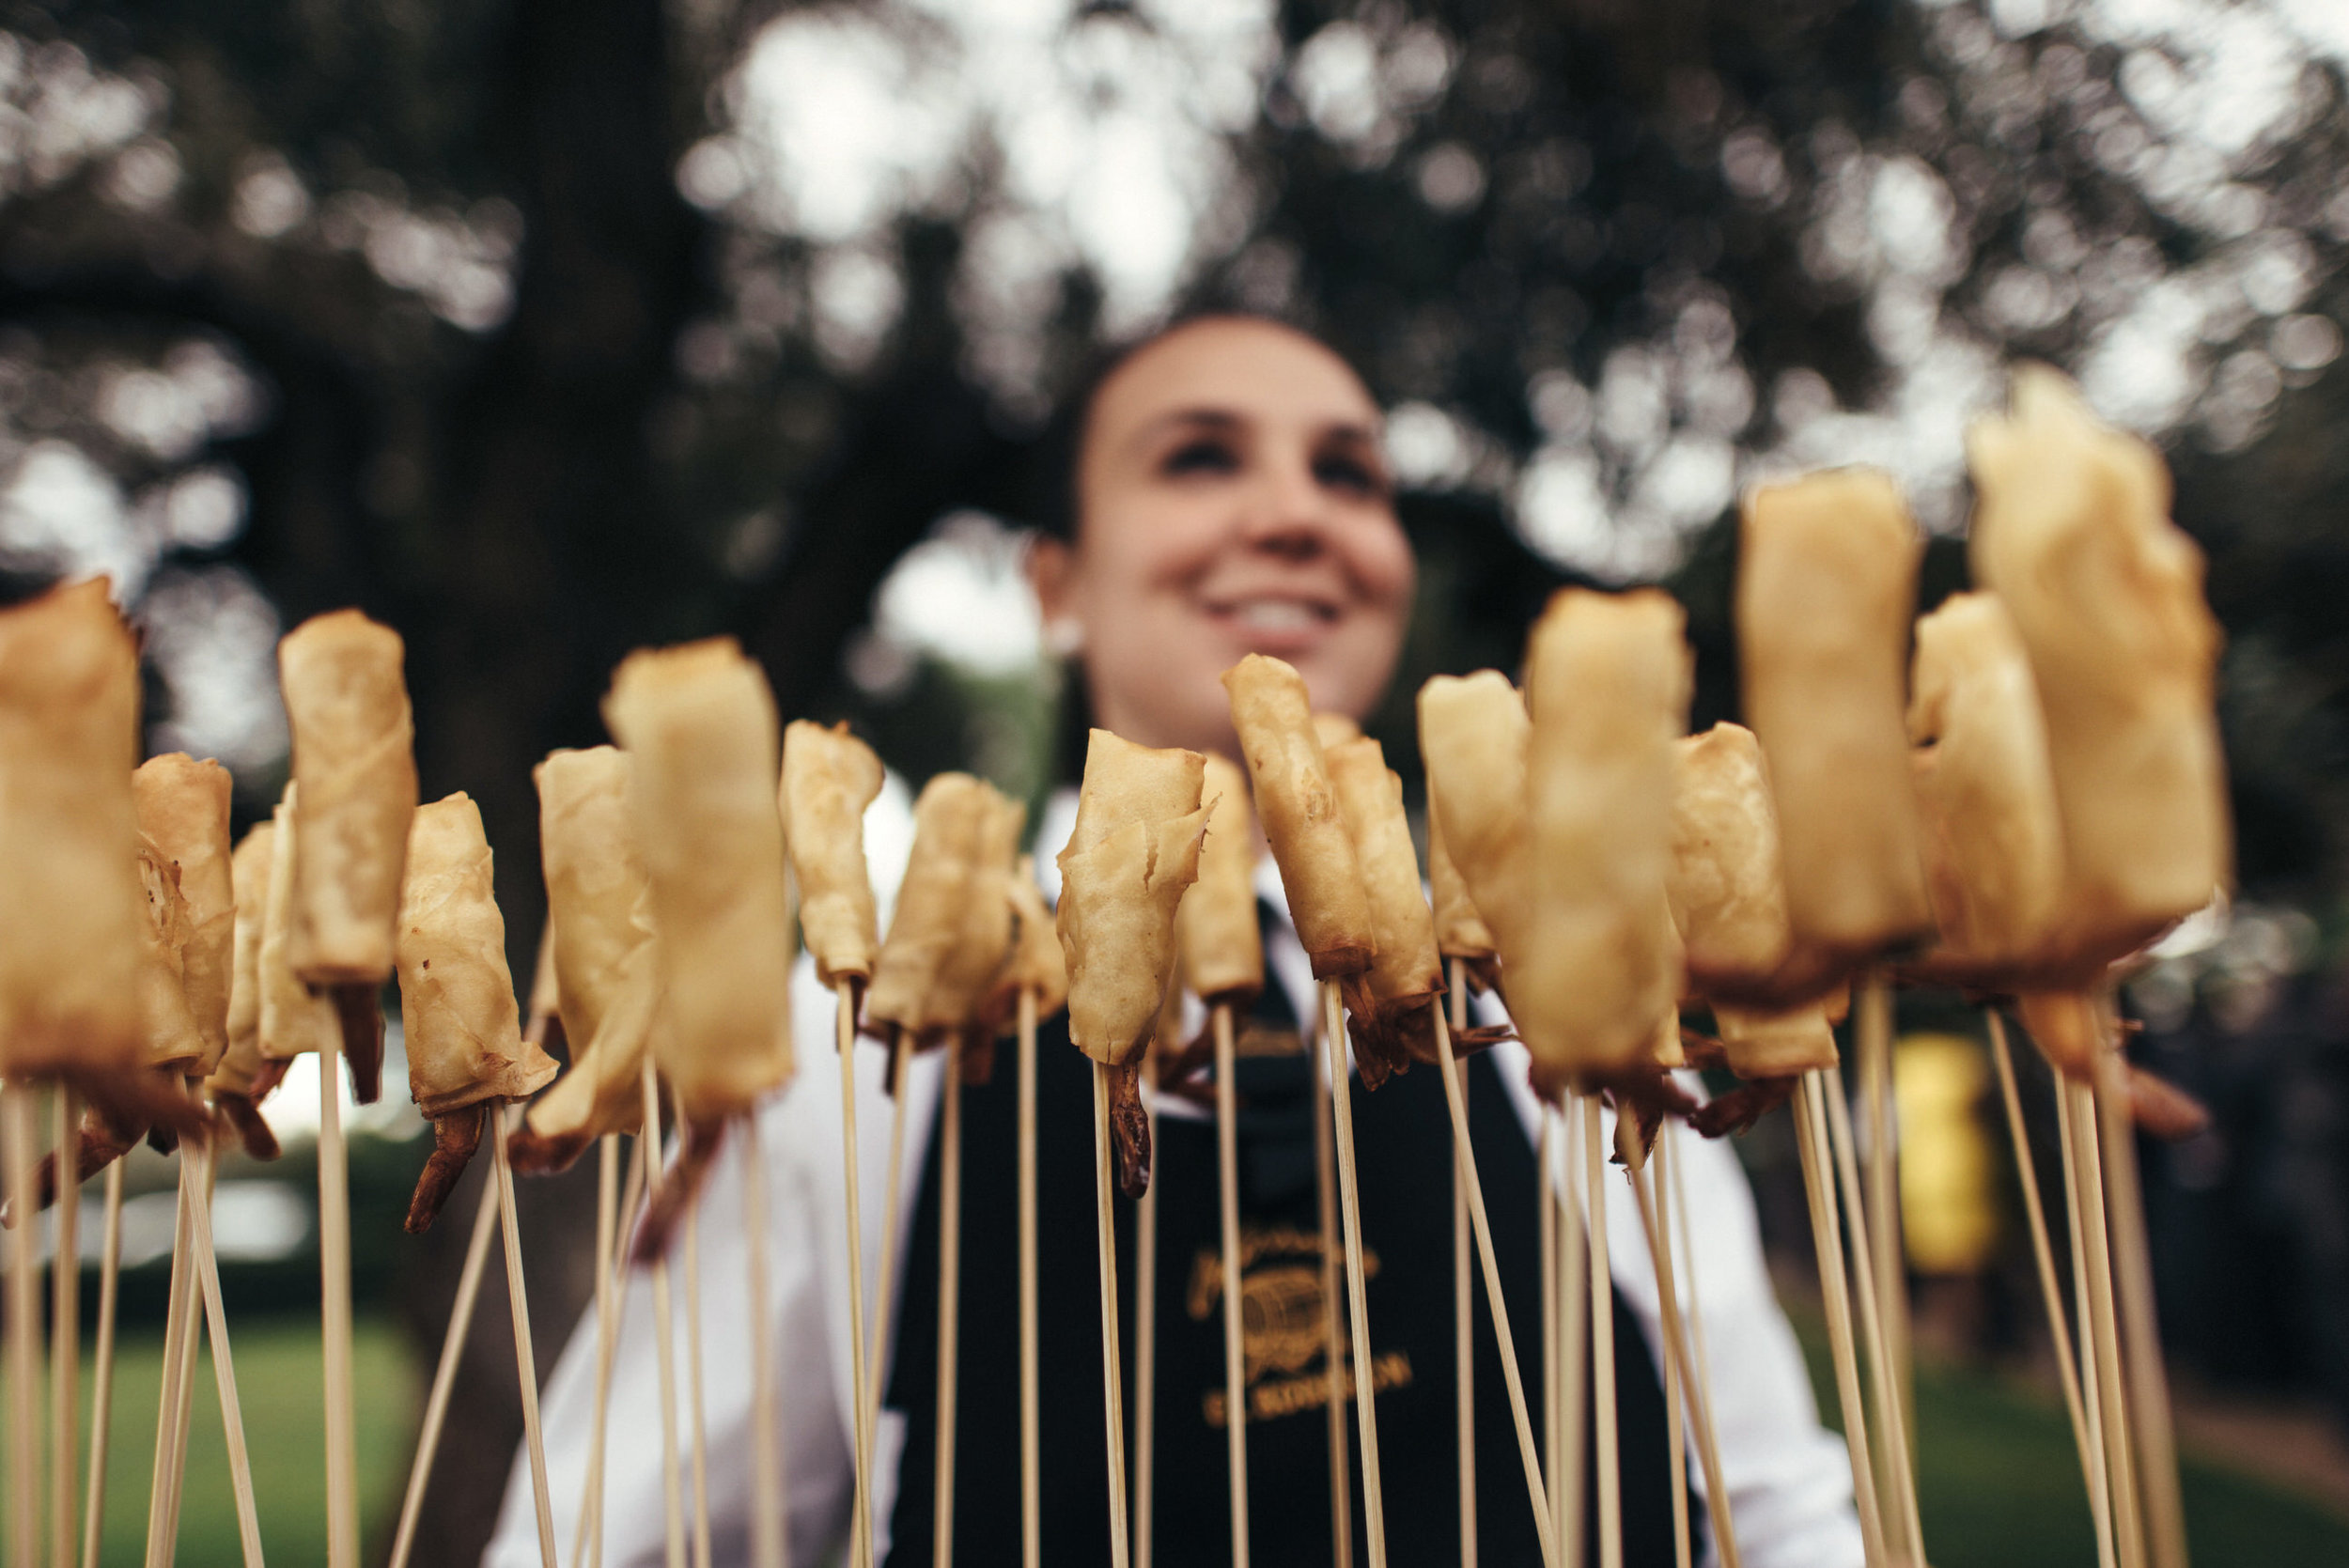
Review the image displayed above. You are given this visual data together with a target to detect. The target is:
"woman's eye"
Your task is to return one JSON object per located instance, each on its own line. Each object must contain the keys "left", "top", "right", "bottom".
{"left": 1163, "top": 440, "right": 1237, "bottom": 476}
{"left": 1315, "top": 453, "right": 1388, "bottom": 498}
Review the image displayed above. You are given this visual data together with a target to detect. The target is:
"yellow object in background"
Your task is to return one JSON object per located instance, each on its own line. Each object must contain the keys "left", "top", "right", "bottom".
{"left": 1896, "top": 1032, "right": 1999, "bottom": 1276}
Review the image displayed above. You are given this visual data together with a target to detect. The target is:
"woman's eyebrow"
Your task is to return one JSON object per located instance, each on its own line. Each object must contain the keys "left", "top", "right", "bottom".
{"left": 1126, "top": 407, "right": 1245, "bottom": 452}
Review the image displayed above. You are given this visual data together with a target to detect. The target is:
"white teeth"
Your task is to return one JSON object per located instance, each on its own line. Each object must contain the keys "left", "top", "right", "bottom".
{"left": 1232, "top": 600, "right": 1320, "bottom": 633}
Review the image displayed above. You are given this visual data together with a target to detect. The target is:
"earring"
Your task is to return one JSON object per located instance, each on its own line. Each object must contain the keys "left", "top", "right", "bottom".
{"left": 1044, "top": 618, "right": 1084, "bottom": 658}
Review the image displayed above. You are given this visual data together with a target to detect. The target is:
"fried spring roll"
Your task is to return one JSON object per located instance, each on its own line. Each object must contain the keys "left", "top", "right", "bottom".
{"left": 134, "top": 835, "right": 207, "bottom": 1074}
{"left": 0, "top": 580, "right": 147, "bottom": 1083}
{"left": 1326, "top": 736, "right": 1443, "bottom": 1084}
{"left": 604, "top": 638, "right": 796, "bottom": 1124}
{"left": 1514, "top": 588, "right": 1691, "bottom": 1089}
{"left": 921, "top": 784, "right": 1024, "bottom": 1041}
{"left": 782, "top": 720, "right": 886, "bottom": 988}
{"left": 1426, "top": 806, "right": 1497, "bottom": 971}
{"left": 1907, "top": 593, "right": 2066, "bottom": 968}
{"left": 1737, "top": 470, "right": 1932, "bottom": 960}
{"left": 280, "top": 610, "right": 418, "bottom": 985}
{"left": 207, "top": 822, "right": 287, "bottom": 1157}
{"left": 1666, "top": 724, "right": 1836, "bottom": 1079}
{"left": 257, "top": 788, "right": 338, "bottom": 1061}
{"left": 133, "top": 753, "right": 236, "bottom": 1073}
{"left": 865, "top": 772, "right": 994, "bottom": 1041}
{"left": 1417, "top": 672, "right": 1533, "bottom": 966}
{"left": 1221, "top": 655, "right": 1374, "bottom": 978}
{"left": 1000, "top": 857, "right": 1069, "bottom": 1024}
{"left": 1311, "top": 712, "right": 1361, "bottom": 751}
{"left": 1177, "top": 753, "right": 1264, "bottom": 1007}
{"left": 1968, "top": 366, "right": 2230, "bottom": 963}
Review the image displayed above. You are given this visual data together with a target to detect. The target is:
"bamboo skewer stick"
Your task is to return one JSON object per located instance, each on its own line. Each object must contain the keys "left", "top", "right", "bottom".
{"left": 1448, "top": 968, "right": 1475, "bottom": 1568}
{"left": 2068, "top": 1078, "right": 2144, "bottom": 1568}
{"left": 1310, "top": 997, "right": 1352, "bottom": 1568}
{"left": 1581, "top": 1095, "right": 1621, "bottom": 1568}
{"left": 1210, "top": 1003, "right": 1251, "bottom": 1568}
{"left": 1130, "top": 1056, "right": 1157, "bottom": 1568}
{"left": 388, "top": 1157, "right": 503, "bottom": 1568}
{"left": 2092, "top": 1039, "right": 2188, "bottom": 1568}
{"left": 2057, "top": 1078, "right": 2121, "bottom": 1568}
{"left": 493, "top": 1114, "right": 559, "bottom": 1568}
{"left": 1319, "top": 983, "right": 1388, "bottom": 1568}
{"left": 319, "top": 1042, "right": 360, "bottom": 1568}
{"left": 1431, "top": 1001, "right": 1556, "bottom": 1566}
{"left": 181, "top": 1139, "right": 264, "bottom": 1568}
{"left": 1822, "top": 1065, "right": 1925, "bottom": 1564}
{"left": 574, "top": 1131, "right": 632, "bottom": 1568}
{"left": 1793, "top": 1073, "right": 1887, "bottom": 1568}
{"left": 1540, "top": 1113, "right": 1559, "bottom": 1559}
{"left": 742, "top": 1113, "right": 786, "bottom": 1568}
{"left": 1857, "top": 979, "right": 1915, "bottom": 1506}
{"left": 143, "top": 1143, "right": 197, "bottom": 1568}
{"left": 51, "top": 1090, "right": 79, "bottom": 1568}
{"left": 684, "top": 1208, "right": 712, "bottom": 1568}
{"left": 859, "top": 1036, "right": 913, "bottom": 1507}
{"left": 1664, "top": 1125, "right": 1726, "bottom": 1567}
{"left": 1091, "top": 1061, "right": 1133, "bottom": 1568}
{"left": 933, "top": 1050, "right": 964, "bottom": 1568}
{"left": 1985, "top": 1016, "right": 2095, "bottom": 1498}
{"left": 80, "top": 1158, "right": 123, "bottom": 1568}
{"left": 7, "top": 1086, "right": 39, "bottom": 1568}
{"left": 1017, "top": 990, "right": 1040, "bottom": 1568}
{"left": 1557, "top": 1103, "right": 1587, "bottom": 1567}
{"left": 643, "top": 1060, "right": 688, "bottom": 1568}
{"left": 835, "top": 979, "right": 875, "bottom": 1568}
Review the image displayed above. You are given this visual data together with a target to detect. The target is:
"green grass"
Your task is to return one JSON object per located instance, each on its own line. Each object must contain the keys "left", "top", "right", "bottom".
{"left": 23, "top": 1318, "right": 417, "bottom": 1568}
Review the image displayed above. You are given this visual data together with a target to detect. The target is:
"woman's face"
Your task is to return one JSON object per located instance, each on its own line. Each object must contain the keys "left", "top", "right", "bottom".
{"left": 1030, "top": 318, "right": 1416, "bottom": 761}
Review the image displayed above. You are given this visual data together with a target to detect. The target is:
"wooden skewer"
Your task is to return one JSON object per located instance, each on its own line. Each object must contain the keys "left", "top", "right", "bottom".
{"left": 642, "top": 1059, "right": 689, "bottom": 1568}
{"left": 388, "top": 1148, "right": 503, "bottom": 1568}
{"left": 493, "top": 1107, "right": 559, "bottom": 1568}
{"left": 180, "top": 1137, "right": 265, "bottom": 1567}
{"left": 320, "top": 1043, "right": 361, "bottom": 1568}
{"left": 1431, "top": 999, "right": 1556, "bottom": 1565}
{"left": 934, "top": 1048, "right": 965, "bottom": 1568}
{"left": 1318, "top": 983, "right": 1388, "bottom": 1568}
{"left": 156, "top": 1094, "right": 219, "bottom": 1564}
{"left": 684, "top": 1207, "right": 713, "bottom": 1568}
{"left": 1821, "top": 1063, "right": 1925, "bottom": 1563}
{"left": 1581, "top": 1094, "right": 1621, "bottom": 1568}
{"left": 834, "top": 978, "right": 875, "bottom": 1568}
{"left": 51, "top": 1090, "right": 80, "bottom": 1568}
{"left": 1557, "top": 1105, "right": 1585, "bottom": 1565}
{"left": 859, "top": 1034, "right": 913, "bottom": 1512}
{"left": 1664, "top": 1124, "right": 1725, "bottom": 1568}
{"left": 1091, "top": 1060, "right": 1133, "bottom": 1568}
{"left": 1856, "top": 977, "right": 1915, "bottom": 1526}
{"left": 1447, "top": 968, "right": 1475, "bottom": 1568}
{"left": 81, "top": 1157, "right": 124, "bottom": 1568}
{"left": 1310, "top": 1001, "right": 1352, "bottom": 1568}
{"left": 742, "top": 1113, "right": 786, "bottom": 1568}
{"left": 2055, "top": 1076, "right": 2121, "bottom": 1568}
{"left": 1016, "top": 990, "right": 1041, "bottom": 1568}
{"left": 2067, "top": 1077, "right": 2145, "bottom": 1568}
{"left": 1984, "top": 1016, "right": 2096, "bottom": 1500}
{"left": 575, "top": 1130, "right": 640, "bottom": 1568}
{"left": 1793, "top": 1071, "right": 1888, "bottom": 1567}
{"left": 144, "top": 1139, "right": 199, "bottom": 1568}
{"left": 1131, "top": 1051, "right": 1157, "bottom": 1568}
{"left": 1210, "top": 1002, "right": 1251, "bottom": 1568}
{"left": 7, "top": 1085, "right": 39, "bottom": 1568}
{"left": 1540, "top": 1113, "right": 1559, "bottom": 1557}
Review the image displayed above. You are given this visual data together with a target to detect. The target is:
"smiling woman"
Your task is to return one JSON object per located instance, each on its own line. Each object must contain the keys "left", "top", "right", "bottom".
{"left": 1026, "top": 315, "right": 1418, "bottom": 763}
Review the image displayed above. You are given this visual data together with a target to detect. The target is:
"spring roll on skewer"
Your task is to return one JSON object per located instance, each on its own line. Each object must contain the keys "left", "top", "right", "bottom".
{"left": 1221, "top": 656, "right": 1375, "bottom": 980}
{"left": 208, "top": 823, "right": 289, "bottom": 1158}
{"left": 866, "top": 773, "right": 995, "bottom": 1048}
{"left": 1056, "top": 730, "right": 1207, "bottom": 1196}
{"left": 1001, "top": 856, "right": 1069, "bottom": 1026}
{"left": 280, "top": 610, "right": 420, "bottom": 1101}
{"left": 1419, "top": 672, "right": 1534, "bottom": 973}
{"left": 923, "top": 785, "right": 1024, "bottom": 1076}
{"left": 1177, "top": 753, "right": 1265, "bottom": 1011}
{"left": 134, "top": 754, "right": 237, "bottom": 1075}
{"left": 1426, "top": 806, "right": 1498, "bottom": 992}
{"left": 1324, "top": 737, "right": 1444, "bottom": 1086}
{"left": 782, "top": 720, "right": 887, "bottom": 993}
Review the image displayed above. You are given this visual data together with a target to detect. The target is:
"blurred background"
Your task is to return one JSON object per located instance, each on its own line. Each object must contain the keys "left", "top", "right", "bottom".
{"left": 4, "top": 0, "right": 2349, "bottom": 1561}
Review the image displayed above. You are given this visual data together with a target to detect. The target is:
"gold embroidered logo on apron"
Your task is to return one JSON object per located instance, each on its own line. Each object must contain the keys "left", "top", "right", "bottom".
{"left": 1188, "top": 1224, "right": 1412, "bottom": 1428}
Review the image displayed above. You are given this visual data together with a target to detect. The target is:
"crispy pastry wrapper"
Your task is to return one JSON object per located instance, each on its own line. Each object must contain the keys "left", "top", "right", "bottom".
{"left": 1326, "top": 736, "right": 1443, "bottom": 1084}
{"left": 1968, "top": 367, "right": 2229, "bottom": 966}
{"left": 135, "top": 835, "right": 207, "bottom": 1073}
{"left": 921, "top": 784, "right": 1023, "bottom": 1037}
{"left": 1426, "top": 805, "right": 1497, "bottom": 970}
{"left": 1057, "top": 733, "right": 1207, "bottom": 1066}
{"left": 133, "top": 753, "right": 235, "bottom": 1073}
{"left": 1311, "top": 712, "right": 1361, "bottom": 751}
{"left": 257, "top": 790, "right": 337, "bottom": 1059}
{"left": 865, "top": 772, "right": 992, "bottom": 1037}
{"left": 1418, "top": 671, "right": 1533, "bottom": 967}
{"left": 1737, "top": 470, "right": 1932, "bottom": 958}
{"left": 395, "top": 793, "right": 557, "bottom": 1117}
{"left": 781, "top": 720, "right": 885, "bottom": 987}
{"left": 604, "top": 638, "right": 796, "bottom": 1123}
{"left": 1514, "top": 588, "right": 1690, "bottom": 1090}
{"left": 1177, "top": 753, "right": 1265, "bottom": 1006}
{"left": 1907, "top": 592, "right": 2066, "bottom": 968}
{"left": 522, "top": 747, "right": 657, "bottom": 1147}
{"left": 1068, "top": 730, "right": 1206, "bottom": 865}
{"left": 280, "top": 610, "right": 419, "bottom": 986}
{"left": 1709, "top": 1001, "right": 1838, "bottom": 1078}
{"left": 998, "top": 857, "right": 1069, "bottom": 1025}
{"left": 524, "top": 918, "right": 560, "bottom": 1039}
{"left": 0, "top": 580, "right": 147, "bottom": 1083}
{"left": 210, "top": 822, "right": 280, "bottom": 1099}
{"left": 1221, "top": 656, "right": 1374, "bottom": 978}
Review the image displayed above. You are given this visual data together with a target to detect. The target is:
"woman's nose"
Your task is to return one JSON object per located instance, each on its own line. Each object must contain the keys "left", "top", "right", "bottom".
{"left": 1237, "top": 458, "right": 1333, "bottom": 560}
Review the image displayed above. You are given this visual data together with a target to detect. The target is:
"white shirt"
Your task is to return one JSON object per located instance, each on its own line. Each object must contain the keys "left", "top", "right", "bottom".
{"left": 486, "top": 784, "right": 1861, "bottom": 1568}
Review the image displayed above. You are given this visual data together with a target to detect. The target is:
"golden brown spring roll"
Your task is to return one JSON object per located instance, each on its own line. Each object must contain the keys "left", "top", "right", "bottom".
{"left": 1737, "top": 469, "right": 1932, "bottom": 961}
{"left": 1312, "top": 712, "right": 1361, "bottom": 751}
{"left": 1968, "top": 366, "right": 2229, "bottom": 965}
{"left": 1177, "top": 753, "right": 1265, "bottom": 1007}
{"left": 1221, "top": 655, "right": 1374, "bottom": 978}
{"left": 523, "top": 917, "right": 561, "bottom": 1048}
{"left": 280, "top": 610, "right": 418, "bottom": 985}
{"left": 212, "top": 822, "right": 277, "bottom": 1096}
{"left": 1326, "top": 735, "right": 1443, "bottom": 1083}
{"left": 133, "top": 753, "right": 235, "bottom": 1073}
{"left": 1418, "top": 672, "right": 1533, "bottom": 967}
{"left": 604, "top": 638, "right": 796, "bottom": 1124}
{"left": 257, "top": 788, "right": 337, "bottom": 1061}
{"left": 1426, "top": 805, "right": 1497, "bottom": 972}
{"left": 782, "top": 719, "right": 886, "bottom": 989}
{"left": 0, "top": 579, "right": 147, "bottom": 1085}
{"left": 1513, "top": 588, "right": 1691, "bottom": 1089}
{"left": 1666, "top": 723, "right": 1836, "bottom": 1078}
{"left": 1000, "top": 857, "right": 1069, "bottom": 1026}
{"left": 133, "top": 834, "right": 207, "bottom": 1074}
{"left": 1067, "top": 730, "right": 1206, "bottom": 865}
{"left": 1056, "top": 737, "right": 1207, "bottom": 1068}
{"left": 397, "top": 793, "right": 558, "bottom": 1116}
{"left": 1907, "top": 592, "right": 2066, "bottom": 969}
{"left": 921, "top": 784, "right": 1024, "bottom": 1039}
{"left": 865, "top": 772, "right": 994, "bottom": 1040}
